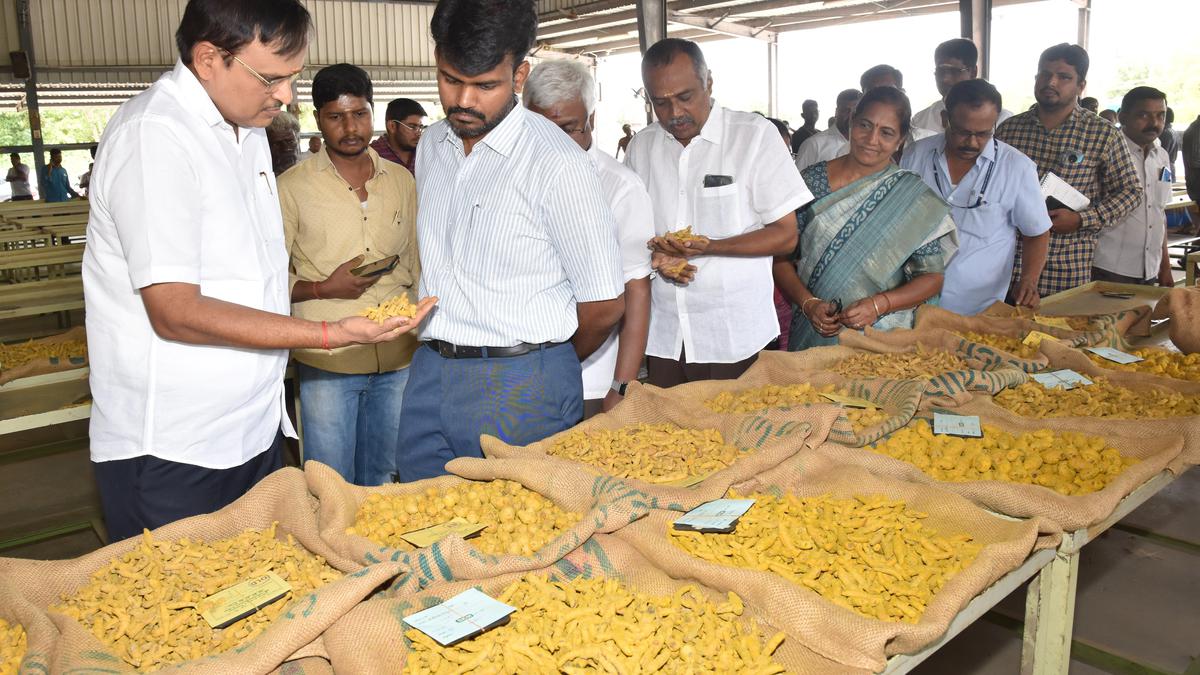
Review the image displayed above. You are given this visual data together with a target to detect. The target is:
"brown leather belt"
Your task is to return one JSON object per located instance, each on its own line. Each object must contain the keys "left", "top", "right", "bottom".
{"left": 424, "top": 339, "right": 563, "bottom": 359}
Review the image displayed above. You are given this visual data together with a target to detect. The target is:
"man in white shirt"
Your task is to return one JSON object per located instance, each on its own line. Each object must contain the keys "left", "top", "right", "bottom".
{"left": 525, "top": 60, "right": 653, "bottom": 417}
{"left": 859, "top": 64, "right": 938, "bottom": 157}
{"left": 84, "top": 0, "right": 432, "bottom": 541}
{"left": 398, "top": 0, "right": 624, "bottom": 481}
{"left": 912, "top": 38, "right": 1013, "bottom": 134}
{"left": 1094, "top": 86, "right": 1175, "bottom": 286}
{"left": 5, "top": 153, "right": 31, "bottom": 200}
{"left": 627, "top": 38, "right": 813, "bottom": 386}
{"left": 902, "top": 79, "right": 1051, "bottom": 315}
{"left": 794, "top": 88, "right": 859, "bottom": 172}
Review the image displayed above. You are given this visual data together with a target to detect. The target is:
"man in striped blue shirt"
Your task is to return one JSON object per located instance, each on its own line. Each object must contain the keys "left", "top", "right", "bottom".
{"left": 396, "top": 0, "right": 625, "bottom": 482}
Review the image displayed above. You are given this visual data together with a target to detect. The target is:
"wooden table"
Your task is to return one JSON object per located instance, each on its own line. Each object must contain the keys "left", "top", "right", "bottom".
{"left": 0, "top": 246, "right": 84, "bottom": 281}
{"left": 0, "top": 277, "right": 84, "bottom": 320}
{"left": 0, "top": 200, "right": 88, "bottom": 223}
{"left": 0, "top": 229, "right": 52, "bottom": 250}
{"left": 8, "top": 213, "right": 88, "bottom": 228}
{"left": 38, "top": 224, "right": 87, "bottom": 245}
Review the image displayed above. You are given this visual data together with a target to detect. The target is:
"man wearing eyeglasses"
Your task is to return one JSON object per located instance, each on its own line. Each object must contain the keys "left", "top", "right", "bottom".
{"left": 82, "top": 0, "right": 433, "bottom": 540}
{"left": 371, "top": 98, "right": 426, "bottom": 176}
{"left": 902, "top": 79, "right": 1050, "bottom": 315}
{"left": 912, "top": 39, "right": 1012, "bottom": 134}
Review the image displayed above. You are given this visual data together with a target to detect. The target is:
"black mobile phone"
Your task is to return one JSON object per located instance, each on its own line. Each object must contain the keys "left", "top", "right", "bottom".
{"left": 350, "top": 254, "right": 399, "bottom": 277}
{"left": 703, "top": 174, "right": 733, "bottom": 188}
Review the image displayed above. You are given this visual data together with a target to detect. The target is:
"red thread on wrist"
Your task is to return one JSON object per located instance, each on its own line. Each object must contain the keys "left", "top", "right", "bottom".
{"left": 321, "top": 321, "right": 330, "bottom": 350}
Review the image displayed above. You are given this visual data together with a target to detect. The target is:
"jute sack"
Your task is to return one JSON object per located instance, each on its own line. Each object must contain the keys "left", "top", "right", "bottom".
{"left": 480, "top": 380, "right": 838, "bottom": 511}
{"left": 0, "top": 572, "right": 57, "bottom": 674}
{"left": 272, "top": 657, "right": 334, "bottom": 674}
{"left": 306, "top": 458, "right": 650, "bottom": 590}
{"left": 657, "top": 351, "right": 925, "bottom": 446}
{"left": 1152, "top": 286, "right": 1200, "bottom": 353}
{"left": 980, "top": 301, "right": 1153, "bottom": 340}
{"left": 0, "top": 468, "right": 405, "bottom": 674}
{"left": 323, "top": 533, "right": 868, "bottom": 675}
{"left": 913, "top": 304, "right": 1108, "bottom": 348}
{"left": 1034, "top": 339, "right": 1200, "bottom": 468}
{"left": 0, "top": 326, "right": 87, "bottom": 385}
{"left": 614, "top": 455, "right": 1043, "bottom": 672}
{"left": 810, "top": 412, "right": 1183, "bottom": 532}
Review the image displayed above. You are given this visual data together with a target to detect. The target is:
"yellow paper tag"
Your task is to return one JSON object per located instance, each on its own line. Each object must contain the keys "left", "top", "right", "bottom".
{"left": 1034, "top": 316, "right": 1073, "bottom": 330}
{"left": 818, "top": 392, "right": 878, "bottom": 409}
{"left": 1022, "top": 330, "right": 1060, "bottom": 347}
{"left": 664, "top": 470, "right": 718, "bottom": 487}
{"left": 400, "top": 517, "right": 487, "bottom": 548}
{"left": 198, "top": 572, "right": 292, "bottom": 629}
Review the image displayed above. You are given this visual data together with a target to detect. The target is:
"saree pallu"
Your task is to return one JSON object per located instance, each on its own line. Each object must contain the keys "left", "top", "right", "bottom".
{"left": 789, "top": 165, "right": 957, "bottom": 351}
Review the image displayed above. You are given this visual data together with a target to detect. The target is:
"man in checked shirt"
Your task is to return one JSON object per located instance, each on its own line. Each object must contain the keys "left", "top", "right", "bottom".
{"left": 996, "top": 43, "right": 1141, "bottom": 297}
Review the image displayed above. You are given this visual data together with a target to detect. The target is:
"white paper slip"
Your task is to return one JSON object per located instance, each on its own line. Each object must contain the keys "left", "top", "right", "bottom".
{"left": 1086, "top": 347, "right": 1144, "bottom": 365}
{"left": 672, "top": 499, "right": 756, "bottom": 533}
{"left": 1040, "top": 172, "right": 1090, "bottom": 211}
{"left": 1031, "top": 369, "right": 1093, "bottom": 390}
{"left": 402, "top": 588, "right": 516, "bottom": 646}
{"left": 932, "top": 413, "right": 983, "bottom": 438}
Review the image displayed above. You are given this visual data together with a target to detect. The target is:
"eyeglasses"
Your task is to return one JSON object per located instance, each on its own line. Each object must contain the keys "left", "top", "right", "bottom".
{"left": 946, "top": 124, "right": 994, "bottom": 142}
{"left": 396, "top": 120, "right": 427, "bottom": 133}
{"left": 222, "top": 50, "right": 301, "bottom": 91}
{"left": 934, "top": 65, "right": 970, "bottom": 78}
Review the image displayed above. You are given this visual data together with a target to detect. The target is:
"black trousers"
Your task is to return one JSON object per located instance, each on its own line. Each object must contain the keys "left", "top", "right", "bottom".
{"left": 93, "top": 433, "right": 284, "bottom": 543}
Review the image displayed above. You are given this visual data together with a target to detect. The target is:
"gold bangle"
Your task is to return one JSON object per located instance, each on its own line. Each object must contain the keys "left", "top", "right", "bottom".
{"left": 801, "top": 297, "right": 821, "bottom": 314}
{"left": 870, "top": 295, "right": 882, "bottom": 318}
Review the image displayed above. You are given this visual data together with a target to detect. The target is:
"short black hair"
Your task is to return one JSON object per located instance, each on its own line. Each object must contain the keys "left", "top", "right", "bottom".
{"left": 175, "top": 0, "right": 311, "bottom": 66}
{"left": 836, "top": 88, "right": 863, "bottom": 106}
{"left": 934, "top": 38, "right": 978, "bottom": 69}
{"left": 945, "top": 79, "right": 1002, "bottom": 116}
{"left": 766, "top": 117, "right": 790, "bottom": 139}
{"left": 1166, "top": 107, "right": 1175, "bottom": 124}
{"left": 643, "top": 38, "right": 709, "bottom": 81}
{"left": 860, "top": 64, "right": 903, "bottom": 91}
{"left": 1120, "top": 86, "right": 1167, "bottom": 113}
{"left": 49, "top": 148, "right": 62, "bottom": 156}
{"left": 431, "top": 0, "right": 537, "bottom": 76}
{"left": 854, "top": 86, "right": 912, "bottom": 137}
{"left": 311, "top": 63, "right": 373, "bottom": 112}
{"left": 1039, "top": 43, "right": 1089, "bottom": 81}
{"left": 385, "top": 98, "right": 427, "bottom": 122}
{"left": 8, "top": 152, "right": 18, "bottom": 159}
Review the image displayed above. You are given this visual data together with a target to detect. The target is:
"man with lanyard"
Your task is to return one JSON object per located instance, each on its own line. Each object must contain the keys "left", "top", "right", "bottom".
{"left": 1093, "top": 87, "right": 1175, "bottom": 287}
{"left": 370, "top": 98, "right": 426, "bottom": 175}
{"left": 626, "top": 38, "right": 812, "bottom": 386}
{"left": 280, "top": 64, "right": 422, "bottom": 486}
{"left": 794, "top": 89, "right": 860, "bottom": 173}
{"left": 83, "top": 0, "right": 432, "bottom": 540}
{"left": 524, "top": 59, "right": 653, "bottom": 416}
{"left": 996, "top": 43, "right": 1141, "bottom": 297}
{"left": 911, "top": 39, "right": 1012, "bottom": 134}
{"left": 397, "top": 0, "right": 624, "bottom": 481}
{"left": 902, "top": 79, "right": 1051, "bottom": 315}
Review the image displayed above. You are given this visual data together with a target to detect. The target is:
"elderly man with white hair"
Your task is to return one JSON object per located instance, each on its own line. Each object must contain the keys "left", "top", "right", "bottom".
{"left": 524, "top": 59, "right": 653, "bottom": 415}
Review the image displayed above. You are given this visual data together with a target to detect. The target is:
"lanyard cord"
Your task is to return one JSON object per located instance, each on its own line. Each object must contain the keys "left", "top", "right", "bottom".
{"left": 933, "top": 138, "right": 999, "bottom": 209}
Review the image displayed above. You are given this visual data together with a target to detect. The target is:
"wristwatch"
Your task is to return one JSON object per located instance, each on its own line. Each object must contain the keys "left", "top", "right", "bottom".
{"left": 610, "top": 380, "right": 629, "bottom": 396}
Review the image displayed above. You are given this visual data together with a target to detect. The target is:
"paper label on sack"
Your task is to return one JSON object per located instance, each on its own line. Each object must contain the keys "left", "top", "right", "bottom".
{"left": 932, "top": 413, "right": 983, "bottom": 438}
{"left": 664, "top": 470, "right": 718, "bottom": 488}
{"left": 672, "top": 499, "right": 756, "bottom": 533}
{"left": 1034, "top": 316, "right": 1074, "bottom": 330}
{"left": 1022, "top": 331, "right": 1060, "bottom": 347}
{"left": 1031, "top": 369, "right": 1093, "bottom": 390}
{"left": 403, "top": 588, "right": 516, "bottom": 646}
{"left": 1085, "top": 347, "right": 1144, "bottom": 365}
{"left": 400, "top": 518, "right": 487, "bottom": 548}
{"left": 198, "top": 572, "right": 292, "bottom": 629}
{"left": 818, "top": 392, "right": 877, "bottom": 409}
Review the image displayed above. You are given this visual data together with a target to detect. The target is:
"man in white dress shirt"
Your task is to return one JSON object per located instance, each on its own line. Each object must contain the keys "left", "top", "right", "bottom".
{"left": 397, "top": 0, "right": 624, "bottom": 481}
{"left": 794, "top": 88, "right": 860, "bottom": 172}
{"left": 1094, "top": 87, "right": 1175, "bottom": 286}
{"left": 84, "top": 0, "right": 431, "bottom": 541}
{"left": 627, "top": 38, "right": 813, "bottom": 386}
{"left": 902, "top": 79, "right": 1051, "bottom": 315}
{"left": 912, "top": 39, "right": 1013, "bottom": 134}
{"left": 525, "top": 60, "right": 653, "bottom": 417}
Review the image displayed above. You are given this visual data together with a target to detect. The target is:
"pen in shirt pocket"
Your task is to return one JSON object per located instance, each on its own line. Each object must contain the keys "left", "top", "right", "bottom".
{"left": 259, "top": 171, "right": 274, "bottom": 196}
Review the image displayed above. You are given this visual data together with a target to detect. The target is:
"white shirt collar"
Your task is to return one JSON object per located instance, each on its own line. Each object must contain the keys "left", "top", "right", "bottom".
{"left": 168, "top": 60, "right": 240, "bottom": 134}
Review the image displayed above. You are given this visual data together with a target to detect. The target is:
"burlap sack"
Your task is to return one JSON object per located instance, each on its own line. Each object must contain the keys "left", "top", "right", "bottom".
{"left": 0, "top": 326, "right": 87, "bottom": 385}
{"left": 306, "top": 458, "right": 650, "bottom": 590}
{"left": 810, "top": 412, "right": 1183, "bottom": 532}
{"left": 614, "top": 456, "right": 1044, "bottom": 672}
{"left": 841, "top": 326, "right": 1047, "bottom": 373}
{"left": 980, "top": 301, "right": 1153, "bottom": 340}
{"left": 0, "top": 573, "right": 57, "bottom": 673}
{"left": 1152, "top": 286, "right": 1200, "bottom": 353}
{"left": 913, "top": 304, "right": 1115, "bottom": 349}
{"left": 0, "top": 468, "right": 404, "bottom": 674}
{"left": 1030, "top": 339, "right": 1200, "bottom": 468}
{"left": 659, "top": 351, "right": 925, "bottom": 446}
{"left": 323, "top": 533, "right": 867, "bottom": 675}
{"left": 480, "top": 380, "right": 838, "bottom": 511}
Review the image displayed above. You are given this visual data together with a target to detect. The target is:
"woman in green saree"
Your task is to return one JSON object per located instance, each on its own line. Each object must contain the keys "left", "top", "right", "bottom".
{"left": 774, "top": 86, "right": 958, "bottom": 351}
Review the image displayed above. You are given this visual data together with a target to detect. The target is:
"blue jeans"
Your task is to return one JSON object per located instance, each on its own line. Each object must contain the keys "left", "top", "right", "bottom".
{"left": 297, "top": 363, "right": 410, "bottom": 486}
{"left": 397, "top": 342, "right": 583, "bottom": 482}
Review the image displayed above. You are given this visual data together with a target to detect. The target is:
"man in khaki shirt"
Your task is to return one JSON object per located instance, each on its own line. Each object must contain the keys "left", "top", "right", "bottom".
{"left": 280, "top": 63, "right": 419, "bottom": 485}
